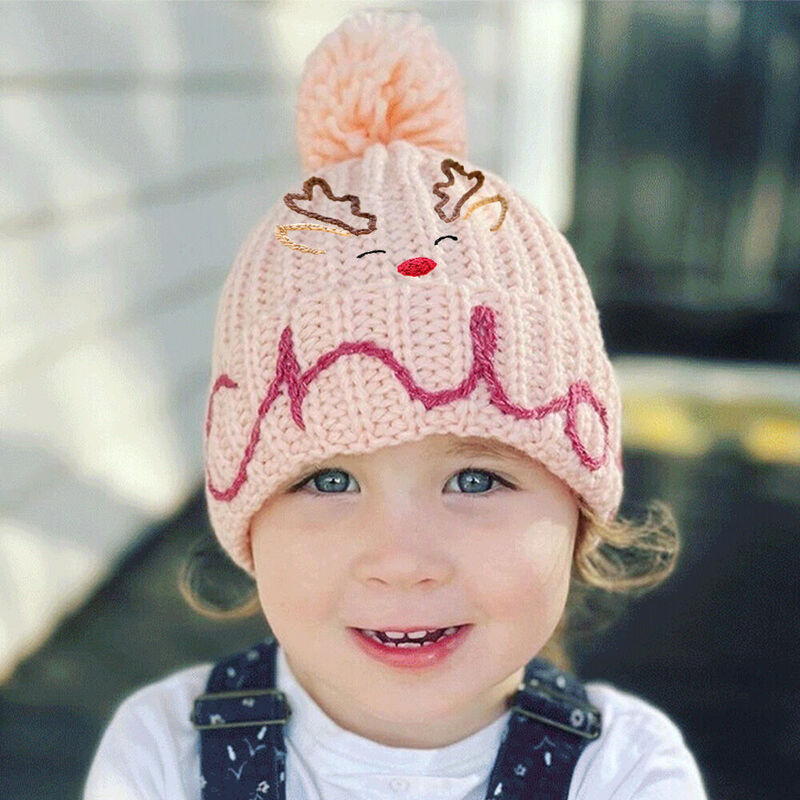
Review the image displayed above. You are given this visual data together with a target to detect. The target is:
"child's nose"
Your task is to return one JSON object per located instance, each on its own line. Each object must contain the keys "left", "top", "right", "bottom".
{"left": 397, "top": 256, "right": 436, "bottom": 277}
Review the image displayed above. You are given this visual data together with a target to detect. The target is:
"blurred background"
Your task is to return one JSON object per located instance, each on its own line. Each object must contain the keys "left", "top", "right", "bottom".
{"left": 1, "top": 1, "right": 798, "bottom": 797}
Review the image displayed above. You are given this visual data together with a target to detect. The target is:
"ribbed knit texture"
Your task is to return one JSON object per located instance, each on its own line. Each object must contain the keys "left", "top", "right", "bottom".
{"left": 202, "top": 11, "right": 623, "bottom": 576}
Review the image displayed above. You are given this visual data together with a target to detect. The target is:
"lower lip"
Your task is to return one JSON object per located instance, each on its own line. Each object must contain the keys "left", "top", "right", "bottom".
{"left": 348, "top": 625, "right": 473, "bottom": 669}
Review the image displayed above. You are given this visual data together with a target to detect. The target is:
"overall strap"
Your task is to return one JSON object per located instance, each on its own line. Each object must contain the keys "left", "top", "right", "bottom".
{"left": 484, "top": 658, "right": 602, "bottom": 800}
{"left": 191, "top": 635, "right": 290, "bottom": 800}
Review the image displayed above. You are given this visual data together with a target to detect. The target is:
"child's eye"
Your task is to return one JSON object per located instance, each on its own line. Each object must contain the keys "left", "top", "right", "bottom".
{"left": 288, "top": 467, "right": 512, "bottom": 497}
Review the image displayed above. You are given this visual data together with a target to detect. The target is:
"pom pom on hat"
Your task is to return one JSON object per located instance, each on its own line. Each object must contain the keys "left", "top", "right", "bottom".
{"left": 295, "top": 9, "right": 468, "bottom": 172}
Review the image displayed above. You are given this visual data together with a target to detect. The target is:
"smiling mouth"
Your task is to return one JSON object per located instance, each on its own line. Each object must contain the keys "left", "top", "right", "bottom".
{"left": 350, "top": 625, "right": 470, "bottom": 645}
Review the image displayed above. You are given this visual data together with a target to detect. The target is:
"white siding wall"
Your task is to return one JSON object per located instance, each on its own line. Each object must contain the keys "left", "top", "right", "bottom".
{"left": 0, "top": 0, "right": 584, "bottom": 679}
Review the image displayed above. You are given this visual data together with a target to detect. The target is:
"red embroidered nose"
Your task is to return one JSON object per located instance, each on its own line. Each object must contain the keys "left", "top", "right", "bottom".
{"left": 397, "top": 257, "right": 436, "bottom": 277}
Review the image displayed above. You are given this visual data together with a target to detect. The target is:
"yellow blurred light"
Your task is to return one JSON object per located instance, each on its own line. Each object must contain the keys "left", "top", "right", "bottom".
{"left": 623, "top": 396, "right": 710, "bottom": 457}
{"left": 742, "top": 417, "right": 800, "bottom": 465}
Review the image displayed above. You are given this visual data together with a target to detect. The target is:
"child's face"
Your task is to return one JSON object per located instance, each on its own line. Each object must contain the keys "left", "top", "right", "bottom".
{"left": 250, "top": 433, "right": 578, "bottom": 749}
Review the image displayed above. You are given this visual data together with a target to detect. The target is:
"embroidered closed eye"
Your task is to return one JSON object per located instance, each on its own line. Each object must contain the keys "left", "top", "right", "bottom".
{"left": 357, "top": 249, "right": 387, "bottom": 258}
{"left": 434, "top": 235, "right": 458, "bottom": 246}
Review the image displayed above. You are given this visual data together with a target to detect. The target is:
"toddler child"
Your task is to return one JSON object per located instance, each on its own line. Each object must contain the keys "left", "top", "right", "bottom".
{"left": 83, "top": 9, "right": 709, "bottom": 799}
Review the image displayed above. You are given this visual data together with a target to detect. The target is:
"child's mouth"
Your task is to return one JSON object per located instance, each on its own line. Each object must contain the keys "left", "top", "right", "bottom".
{"left": 359, "top": 626, "right": 464, "bottom": 646}
{"left": 348, "top": 624, "right": 472, "bottom": 668}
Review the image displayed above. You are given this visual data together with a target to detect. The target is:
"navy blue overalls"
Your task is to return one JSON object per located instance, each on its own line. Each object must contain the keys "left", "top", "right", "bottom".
{"left": 191, "top": 635, "right": 602, "bottom": 799}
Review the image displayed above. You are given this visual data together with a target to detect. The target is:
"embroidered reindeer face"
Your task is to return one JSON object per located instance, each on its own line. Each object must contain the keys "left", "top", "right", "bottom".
{"left": 276, "top": 157, "right": 507, "bottom": 278}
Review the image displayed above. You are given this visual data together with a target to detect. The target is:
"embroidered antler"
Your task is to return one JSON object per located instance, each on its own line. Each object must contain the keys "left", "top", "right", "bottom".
{"left": 432, "top": 158, "right": 507, "bottom": 231}
{"left": 283, "top": 176, "right": 377, "bottom": 235}
{"left": 432, "top": 158, "right": 484, "bottom": 223}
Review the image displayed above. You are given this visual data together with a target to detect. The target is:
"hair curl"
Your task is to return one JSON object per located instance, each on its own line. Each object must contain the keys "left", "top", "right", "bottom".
{"left": 178, "top": 498, "right": 680, "bottom": 674}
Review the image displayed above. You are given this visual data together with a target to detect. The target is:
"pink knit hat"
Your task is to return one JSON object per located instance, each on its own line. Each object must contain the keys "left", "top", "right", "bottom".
{"left": 203, "top": 9, "right": 623, "bottom": 576}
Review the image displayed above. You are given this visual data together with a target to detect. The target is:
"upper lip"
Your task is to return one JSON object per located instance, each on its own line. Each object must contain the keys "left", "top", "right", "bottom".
{"left": 350, "top": 624, "right": 469, "bottom": 632}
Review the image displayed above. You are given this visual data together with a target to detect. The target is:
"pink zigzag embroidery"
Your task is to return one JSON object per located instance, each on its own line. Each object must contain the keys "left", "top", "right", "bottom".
{"left": 206, "top": 305, "right": 610, "bottom": 502}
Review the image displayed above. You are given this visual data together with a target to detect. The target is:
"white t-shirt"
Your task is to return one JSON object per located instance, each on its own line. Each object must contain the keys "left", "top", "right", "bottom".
{"left": 83, "top": 645, "right": 708, "bottom": 799}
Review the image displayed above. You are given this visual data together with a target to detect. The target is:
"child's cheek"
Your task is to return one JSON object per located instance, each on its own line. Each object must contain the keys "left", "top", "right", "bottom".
{"left": 475, "top": 535, "right": 573, "bottom": 621}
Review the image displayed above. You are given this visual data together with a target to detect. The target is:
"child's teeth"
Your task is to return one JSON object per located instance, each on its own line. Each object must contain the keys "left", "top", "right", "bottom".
{"left": 363, "top": 626, "right": 462, "bottom": 647}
